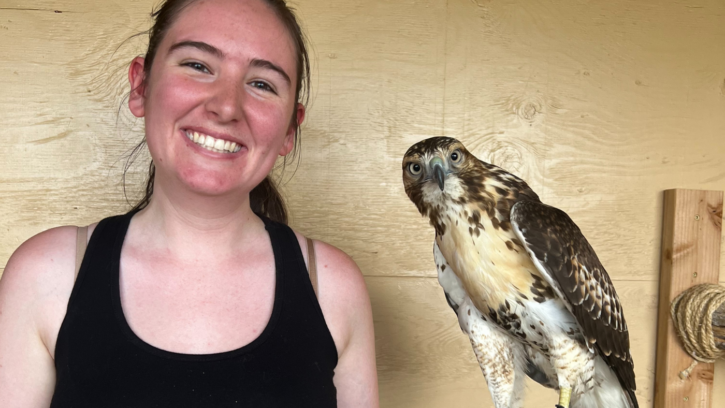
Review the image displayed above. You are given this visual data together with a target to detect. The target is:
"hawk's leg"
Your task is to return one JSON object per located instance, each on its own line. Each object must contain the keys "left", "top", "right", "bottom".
{"left": 459, "top": 299, "right": 526, "bottom": 408}
{"left": 547, "top": 335, "right": 595, "bottom": 408}
{"left": 554, "top": 387, "right": 571, "bottom": 408}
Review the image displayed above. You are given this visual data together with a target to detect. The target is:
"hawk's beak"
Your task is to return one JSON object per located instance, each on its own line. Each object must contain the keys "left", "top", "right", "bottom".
{"left": 430, "top": 157, "right": 446, "bottom": 191}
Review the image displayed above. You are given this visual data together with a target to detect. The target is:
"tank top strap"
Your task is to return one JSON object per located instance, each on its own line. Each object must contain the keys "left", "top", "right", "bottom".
{"left": 260, "top": 217, "right": 314, "bottom": 296}
{"left": 260, "top": 217, "right": 336, "bottom": 360}
{"left": 63, "top": 210, "right": 137, "bottom": 325}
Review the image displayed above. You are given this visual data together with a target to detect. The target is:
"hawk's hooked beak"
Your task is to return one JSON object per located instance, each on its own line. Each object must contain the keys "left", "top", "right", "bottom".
{"left": 430, "top": 157, "right": 446, "bottom": 191}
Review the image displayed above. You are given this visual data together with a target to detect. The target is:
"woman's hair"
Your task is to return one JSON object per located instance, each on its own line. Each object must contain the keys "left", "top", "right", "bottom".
{"left": 129, "top": 0, "right": 311, "bottom": 224}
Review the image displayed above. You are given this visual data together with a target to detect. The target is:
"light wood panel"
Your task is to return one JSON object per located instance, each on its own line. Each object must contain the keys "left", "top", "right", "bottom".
{"left": 0, "top": 0, "right": 151, "bottom": 259}
{"left": 1, "top": 1, "right": 725, "bottom": 407}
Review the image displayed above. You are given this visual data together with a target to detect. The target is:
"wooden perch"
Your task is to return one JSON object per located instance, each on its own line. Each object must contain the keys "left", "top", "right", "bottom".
{"left": 655, "top": 189, "right": 723, "bottom": 408}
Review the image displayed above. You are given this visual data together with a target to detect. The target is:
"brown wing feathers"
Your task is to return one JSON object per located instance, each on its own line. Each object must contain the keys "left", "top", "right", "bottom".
{"left": 511, "top": 200, "right": 636, "bottom": 394}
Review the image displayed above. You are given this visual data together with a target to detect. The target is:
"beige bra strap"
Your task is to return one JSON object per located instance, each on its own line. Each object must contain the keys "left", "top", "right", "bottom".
{"left": 306, "top": 237, "right": 318, "bottom": 298}
{"left": 75, "top": 226, "right": 88, "bottom": 280}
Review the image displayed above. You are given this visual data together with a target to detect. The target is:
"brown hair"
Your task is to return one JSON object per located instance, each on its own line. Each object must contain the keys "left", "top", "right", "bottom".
{"left": 128, "top": 0, "right": 311, "bottom": 224}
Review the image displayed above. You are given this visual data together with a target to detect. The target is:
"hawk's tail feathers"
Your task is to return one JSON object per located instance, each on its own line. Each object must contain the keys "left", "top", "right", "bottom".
{"left": 571, "top": 356, "right": 637, "bottom": 408}
{"left": 625, "top": 388, "right": 639, "bottom": 408}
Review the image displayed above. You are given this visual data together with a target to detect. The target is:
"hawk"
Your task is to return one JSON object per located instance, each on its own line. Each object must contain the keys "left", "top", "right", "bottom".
{"left": 402, "top": 137, "right": 637, "bottom": 408}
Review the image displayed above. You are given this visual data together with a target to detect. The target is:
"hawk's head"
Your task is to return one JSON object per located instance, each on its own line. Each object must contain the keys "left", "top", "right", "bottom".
{"left": 402, "top": 137, "right": 537, "bottom": 235}
{"left": 402, "top": 136, "right": 485, "bottom": 215}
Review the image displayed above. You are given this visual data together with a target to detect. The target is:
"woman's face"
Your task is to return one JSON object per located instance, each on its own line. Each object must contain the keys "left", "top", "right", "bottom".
{"left": 128, "top": 0, "right": 303, "bottom": 198}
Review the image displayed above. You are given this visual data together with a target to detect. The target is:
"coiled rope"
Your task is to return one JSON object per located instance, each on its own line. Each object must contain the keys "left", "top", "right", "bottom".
{"left": 670, "top": 283, "right": 725, "bottom": 379}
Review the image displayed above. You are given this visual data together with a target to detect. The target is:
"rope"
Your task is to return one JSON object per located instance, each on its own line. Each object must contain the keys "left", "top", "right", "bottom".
{"left": 670, "top": 283, "right": 725, "bottom": 379}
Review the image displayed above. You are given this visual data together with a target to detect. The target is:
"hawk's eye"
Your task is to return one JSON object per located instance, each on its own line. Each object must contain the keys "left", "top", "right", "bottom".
{"left": 450, "top": 150, "right": 462, "bottom": 163}
{"left": 409, "top": 163, "right": 422, "bottom": 176}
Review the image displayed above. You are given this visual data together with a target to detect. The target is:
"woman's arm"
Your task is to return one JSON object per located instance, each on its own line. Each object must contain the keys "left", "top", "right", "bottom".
{"left": 307, "top": 239, "right": 379, "bottom": 408}
{"left": 0, "top": 227, "right": 77, "bottom": 408}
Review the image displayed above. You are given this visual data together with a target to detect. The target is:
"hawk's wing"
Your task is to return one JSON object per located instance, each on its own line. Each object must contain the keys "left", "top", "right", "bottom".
{"left": 510, "top": 200, "right": 636, "bottom": 394}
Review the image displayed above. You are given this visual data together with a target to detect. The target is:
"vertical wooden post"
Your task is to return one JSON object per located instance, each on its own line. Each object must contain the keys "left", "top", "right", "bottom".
{"left": 655, "top": 189, "right": 723, "bottom": 408}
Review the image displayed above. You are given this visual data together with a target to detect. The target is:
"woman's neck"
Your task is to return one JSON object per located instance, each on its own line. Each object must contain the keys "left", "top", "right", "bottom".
{"left": 130, "top": 181, "right": 266, "bottom": 262}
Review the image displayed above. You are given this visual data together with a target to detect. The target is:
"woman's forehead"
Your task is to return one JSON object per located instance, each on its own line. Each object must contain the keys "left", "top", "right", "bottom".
{"left": 161, "top": 0, "right": 297, "bottom": 73}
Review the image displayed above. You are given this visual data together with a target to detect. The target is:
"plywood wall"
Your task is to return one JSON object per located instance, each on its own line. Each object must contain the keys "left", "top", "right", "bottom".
{"left": 1, "top": 0, "right": 724, "bottom": 406}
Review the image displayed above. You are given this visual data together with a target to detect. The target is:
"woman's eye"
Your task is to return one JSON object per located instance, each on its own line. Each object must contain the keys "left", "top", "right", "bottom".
{"left": 409, "top": 163, "right": 422, "bottom": 175}
{"left": 250, "top": 81, "right": 276, "bottom": 94}
{"left": 450, "top": 150, "right": 462, "bottom": 163}
{"left": 183, "top": 62, "right": 210, "bottom": 74}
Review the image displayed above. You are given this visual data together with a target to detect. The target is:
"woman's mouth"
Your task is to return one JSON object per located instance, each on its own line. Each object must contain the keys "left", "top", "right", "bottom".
{"left": 185, "top": 130, "right": 242, "bottom": 154}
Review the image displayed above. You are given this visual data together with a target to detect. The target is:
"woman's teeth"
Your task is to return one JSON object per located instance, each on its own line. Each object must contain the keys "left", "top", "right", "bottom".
{"left": 185, "top": 131, "right": 242, "bottom": 153}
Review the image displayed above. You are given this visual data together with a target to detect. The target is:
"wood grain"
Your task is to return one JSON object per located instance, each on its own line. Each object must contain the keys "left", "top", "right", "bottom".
{"left": 655, "top": 190, "right": 723, "bottom": 408}
{"left": 0, "top": 0, "right": 151, "bottom": 262}
{"left": 1, "top": 1, "right": 725, "bottom": 407}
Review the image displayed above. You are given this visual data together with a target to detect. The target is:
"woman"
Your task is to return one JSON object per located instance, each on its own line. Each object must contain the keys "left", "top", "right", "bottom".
{"left": 0, "top": 0, "right": 378, "bottom": 406}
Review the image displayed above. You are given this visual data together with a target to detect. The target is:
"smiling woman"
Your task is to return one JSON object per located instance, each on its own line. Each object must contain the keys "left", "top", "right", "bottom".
{"left": 0, "top": 1, "right": 378, "bottom": 407}
{"left": 129, "top": 0, "right": 310, "bottom": 220}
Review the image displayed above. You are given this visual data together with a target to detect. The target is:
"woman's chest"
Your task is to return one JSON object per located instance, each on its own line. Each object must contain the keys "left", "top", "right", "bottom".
{"left": 119, "top": 255, "right": 277, "bottom": 355}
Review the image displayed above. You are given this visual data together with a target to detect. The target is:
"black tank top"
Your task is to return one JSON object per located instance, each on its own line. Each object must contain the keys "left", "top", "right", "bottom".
{"left": 51, "top": 211, "right": 338, "bottom": 407}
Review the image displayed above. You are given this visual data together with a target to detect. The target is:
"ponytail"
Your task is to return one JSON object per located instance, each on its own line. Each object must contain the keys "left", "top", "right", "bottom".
{"left": 249, "top": 176, "right": 288, "bottom": 224}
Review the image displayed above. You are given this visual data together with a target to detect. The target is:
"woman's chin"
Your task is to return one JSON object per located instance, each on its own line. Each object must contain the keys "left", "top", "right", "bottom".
{"left": 154, "top": 158, "right": 271, "bottom": 199}
{"left": 171, "top": 171, "right": 252, "bottom": 198}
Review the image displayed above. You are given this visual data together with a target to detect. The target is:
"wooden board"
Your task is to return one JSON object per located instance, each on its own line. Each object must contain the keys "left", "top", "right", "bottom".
{"left": 655, "top": 190, "right": 724, "bottom": 408}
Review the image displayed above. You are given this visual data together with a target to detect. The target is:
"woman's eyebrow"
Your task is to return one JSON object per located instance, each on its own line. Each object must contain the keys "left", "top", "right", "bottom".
{"left": 168, "top": 41, "right": 225, "bottom": 59}
{"left": 167, "top": 41, "right": 291, "bottom": 86}
{"left": 250, "top": 58, "right": 291, "bottom": 86}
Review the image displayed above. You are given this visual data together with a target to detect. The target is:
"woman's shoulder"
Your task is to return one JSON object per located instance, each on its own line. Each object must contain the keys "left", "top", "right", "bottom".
{"left": 291, "top": 230, "right": 378, "bottom": 403}
{"left": 3, "top": 223, "right": 99, "bottom": 281}
{"left": 291, "top": 230, "right": 371, "bottom": 348}
{"left": 291, "top": 230, "right": 367, "bottom": 300}
{"left": 1, "top": 224, "right": 98, "bottom": 345}
{"left": 4, "top": 225, "right": 79, "bottom": 282}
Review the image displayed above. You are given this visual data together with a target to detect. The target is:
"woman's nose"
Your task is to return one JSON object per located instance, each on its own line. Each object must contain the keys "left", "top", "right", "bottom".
{"left": 204, "top": 78, "right": 244, "bottom": 123}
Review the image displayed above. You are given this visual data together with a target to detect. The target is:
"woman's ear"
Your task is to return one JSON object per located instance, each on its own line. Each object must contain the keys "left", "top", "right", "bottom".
{"left": 280, "top": 103, "right": 305, "bottom": 156}
{"left": 128, "top": 57, "right": 147, "bottom": 118}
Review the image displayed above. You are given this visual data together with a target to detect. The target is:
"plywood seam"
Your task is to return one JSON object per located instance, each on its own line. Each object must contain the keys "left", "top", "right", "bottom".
{"left": 0, "top": 270, "right": 720, "bottom": 283}
{"left": 441, "top": 0, "right": 450, "bottom": 133}
{"left": 0, "top": 7, "right": 73, "bottom": 13}
{"left": 364, "top": 275, "right": 725, "bottom": 284}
